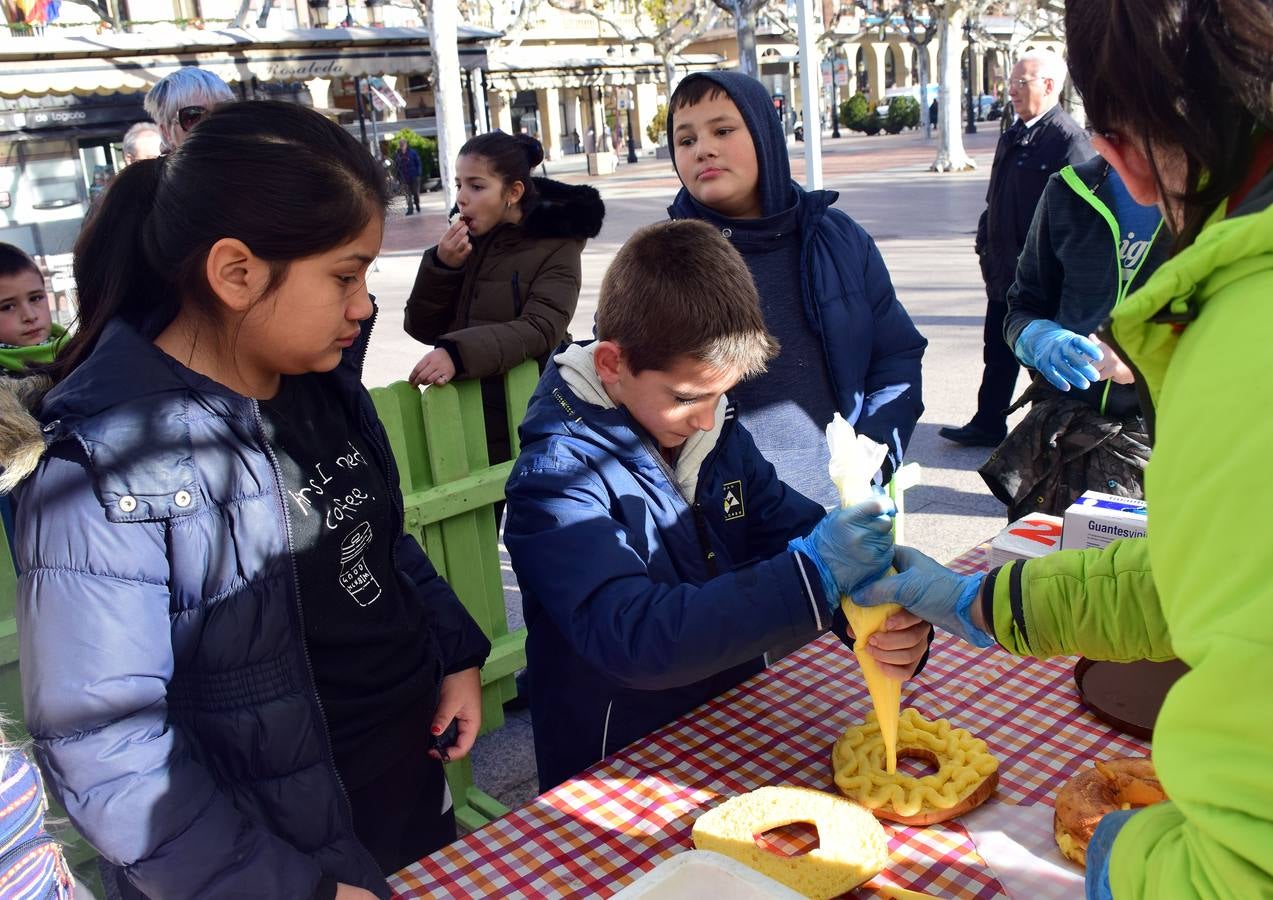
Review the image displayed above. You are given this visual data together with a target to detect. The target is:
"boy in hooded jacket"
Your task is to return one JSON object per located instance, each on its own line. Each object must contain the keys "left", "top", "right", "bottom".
{"left": 666, "top": 72, "right": 926, "bottom": 509}
{"left": 504, "top": 220, "right": 931, "bottom": 790}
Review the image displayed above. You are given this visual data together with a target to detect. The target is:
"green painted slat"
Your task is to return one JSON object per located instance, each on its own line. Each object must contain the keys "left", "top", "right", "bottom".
{"left": 401, "top": 463, "right": 513, "bottom": 529}
{"left": 466, "top": 787, "right": 510, "bottom": 820}
{"left": 456, "top": 380, "right": 490, "bottom": 471}
{"left": 0, "top": 619, "right": 18, "bottom": 668}
{"left": 504, "top": 363, "right": 539, "bottom": 458}
{"left": 369, "top": 361, "right": 539, "bottom": 828}
{"left": 481, "top": 634, "right": 527, "bottom": 683}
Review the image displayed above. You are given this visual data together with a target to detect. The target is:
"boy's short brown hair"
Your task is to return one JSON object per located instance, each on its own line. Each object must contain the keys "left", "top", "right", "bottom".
{"left": 595, "top": 220, "right": 779, "bottom": 377}
{"left": 668, "top": 75, "right": 728, "bottom": 116}
{"left": 0, "top": 243, "right": 40, "bottom": 280}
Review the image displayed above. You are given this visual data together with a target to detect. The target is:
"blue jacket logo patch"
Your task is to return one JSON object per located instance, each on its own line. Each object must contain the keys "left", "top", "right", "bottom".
{"left": 723, "top": 480, "right": 745, "bottom": 521}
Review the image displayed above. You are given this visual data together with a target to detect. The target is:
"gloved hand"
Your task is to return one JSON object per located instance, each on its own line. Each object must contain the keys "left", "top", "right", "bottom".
{"left": 1014, "top": 319, "right": 1104, "bottom": 392}
{"left": 1085, "top": 808, "right": 1136, "bottom": 900}
{"left": 788, "top": 496, "right": 895, "bottom": 612}
{"left": 852, "top": 545, "right": 995, "bottom": 648}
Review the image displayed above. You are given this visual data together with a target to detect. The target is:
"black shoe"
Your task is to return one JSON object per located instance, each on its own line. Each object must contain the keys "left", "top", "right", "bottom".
{"left": 405, "top": 210, "right": 413, "bottom": 216}
{"left": 938, "top": 423, "right": 1005, "bottom": 447}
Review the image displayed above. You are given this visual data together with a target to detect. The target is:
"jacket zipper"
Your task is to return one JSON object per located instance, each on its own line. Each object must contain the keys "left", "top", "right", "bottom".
{"left": 251, "top": 400, "right": 365, "bottom": 867}
{"left": 1095, "top": 320, "right": 1156, "bottom": 442}
{"left": 1059, "top": 165, "right": 1166, "bottom": 416}
{"left": 639, "top": 407, "right": 737, "bottom": 577}
{"left": 353, "top": 310, "right": 445, "bottom": 721}
{"left": 511, "top": 271, "right": 523, "bottom": 316}
{"left": 0, "top": 834, "right": 57, "bottom": 885}
{"left": 690, "top": 502, "right": 719, "bottom": 577}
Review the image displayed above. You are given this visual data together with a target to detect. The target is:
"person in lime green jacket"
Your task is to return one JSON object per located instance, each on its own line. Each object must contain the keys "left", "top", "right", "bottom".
{"left": 855, "top": 2, "right": 1273, "bottom": 897}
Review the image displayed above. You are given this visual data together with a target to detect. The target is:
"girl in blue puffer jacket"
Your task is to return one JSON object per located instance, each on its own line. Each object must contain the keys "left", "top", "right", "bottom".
{"left": 4, "top": 102, "right": 490, "bottom": 900}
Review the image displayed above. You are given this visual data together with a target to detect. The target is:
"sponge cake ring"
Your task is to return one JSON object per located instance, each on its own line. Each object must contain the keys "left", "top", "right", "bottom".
{"left": 691, "top": 785, "right": 888, "bottom": 899}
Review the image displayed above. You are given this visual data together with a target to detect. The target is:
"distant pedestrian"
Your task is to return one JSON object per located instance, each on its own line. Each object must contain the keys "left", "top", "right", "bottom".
{"left": 142, "top": 66, "right": 234, "bottom": 152}
{"left": 395, "top": 137, "right": 423, "bottom": 215}
{"left": 570, "top": 129, "right": 580, "bottom": 153}
{"left": 613, "top": 120, "right": 624, "bottom": 152}
{"left": 940, "top": 49, "right": 1092, "bottom": 447}
{"left": 929, "top": 99, "right": 938, "bottom": 128}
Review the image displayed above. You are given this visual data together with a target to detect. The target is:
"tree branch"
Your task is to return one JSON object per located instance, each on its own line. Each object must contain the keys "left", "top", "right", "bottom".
{"left": 546, "top": 0, "right": 640, "bottom": 42}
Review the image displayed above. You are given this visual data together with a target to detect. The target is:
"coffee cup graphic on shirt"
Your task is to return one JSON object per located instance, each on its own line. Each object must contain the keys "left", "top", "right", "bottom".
{"left": 339, "top": 521, "right": 382, "bottom": 607}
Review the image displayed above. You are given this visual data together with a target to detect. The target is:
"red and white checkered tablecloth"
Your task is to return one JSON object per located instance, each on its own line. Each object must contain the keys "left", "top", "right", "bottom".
{"left": 391, "top": 545, "right": 1148, "bottom": 898}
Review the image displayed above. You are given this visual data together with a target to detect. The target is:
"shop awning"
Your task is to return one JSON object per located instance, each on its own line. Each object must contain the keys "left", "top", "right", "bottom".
{"left": 0, "top": 25, "right": 497, "bottom": 99}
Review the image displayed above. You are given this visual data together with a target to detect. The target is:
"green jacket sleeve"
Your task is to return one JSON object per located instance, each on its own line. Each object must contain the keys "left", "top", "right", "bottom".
{"left": 987, "top": 538, "right": 1172, "bottom": 661}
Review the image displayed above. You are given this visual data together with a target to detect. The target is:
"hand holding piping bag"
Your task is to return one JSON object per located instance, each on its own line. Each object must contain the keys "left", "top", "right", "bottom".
{"left": 826, "top": 414, "right": 903, "bottom": 775}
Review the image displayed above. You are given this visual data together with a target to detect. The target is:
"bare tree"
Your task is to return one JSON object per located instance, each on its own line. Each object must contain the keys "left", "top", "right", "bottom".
{"left": 546, "top": 0, "right": 721, "bottom": 91}
{"left": 487, "top": 0, "right": 547, "bottom": 50}
{"left": 895, "top": 1, "right": 939, "bottom": 140}
{"left": 929, "top": 1, "right": 975, "bottom": 170}
{"left": 59, "top": 0, "right": 125, "bottom": 28}
{"left": 426, "top": 0, "right": 467, "bottom": 210}
{"left": 863, "top": 0, "right": 990, "bottom": 171}
{"left": 710, "top": 0, "right": 770, "bottom": 77}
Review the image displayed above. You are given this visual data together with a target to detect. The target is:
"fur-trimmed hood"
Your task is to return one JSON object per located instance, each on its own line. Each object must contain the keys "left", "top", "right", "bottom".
{"left": 450, "top": 177, "right": 605, "bottom": 242}
{"left": 0, "top": 375, "right": 51, "bottom": 495}
{"left": 521, "top": 177, "right": 605, "bottom": 240}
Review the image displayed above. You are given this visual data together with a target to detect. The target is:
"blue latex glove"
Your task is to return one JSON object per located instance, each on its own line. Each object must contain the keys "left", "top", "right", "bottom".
{"left": 788, "top": 496, "right": 896, "bottom": 613}
{"left": 852, "top": 545, "right": 995, "bottom": 648}
{"left": 1014, "top": 319, "right": 1104, "bottom": 392}
{"left": 1085, "top": 808, "right": 1136, "bottom": 900}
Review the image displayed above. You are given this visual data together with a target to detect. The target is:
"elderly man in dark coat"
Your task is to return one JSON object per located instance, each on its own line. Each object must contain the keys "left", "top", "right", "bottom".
{"left": 940, "top": 49, "right": 1092, "bottom": 447}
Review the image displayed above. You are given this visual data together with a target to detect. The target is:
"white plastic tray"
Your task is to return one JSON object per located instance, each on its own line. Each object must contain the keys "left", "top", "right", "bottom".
{"left": 611, "top": 850, "right": 807, "bottom": 899}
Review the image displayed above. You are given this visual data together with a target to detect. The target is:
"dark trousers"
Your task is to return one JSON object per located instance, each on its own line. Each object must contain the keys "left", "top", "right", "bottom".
{"left": 971, "top": 294, "right": 1020, "bottom": 437}
{"left": 403, "top": 176, "right": 421, "bottom": 212}
{"left": 348, "top": 753, "right": 456, "bottom": 875}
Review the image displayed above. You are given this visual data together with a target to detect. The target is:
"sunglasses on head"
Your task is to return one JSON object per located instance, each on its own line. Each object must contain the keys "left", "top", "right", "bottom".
{"left": 177, "top": 106, "right": 208, "bottom": 131}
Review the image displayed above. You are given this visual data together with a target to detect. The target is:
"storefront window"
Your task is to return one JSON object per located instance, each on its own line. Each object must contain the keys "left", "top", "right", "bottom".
{"left": 79, "top": 140, "right": 119, "bottom": 204}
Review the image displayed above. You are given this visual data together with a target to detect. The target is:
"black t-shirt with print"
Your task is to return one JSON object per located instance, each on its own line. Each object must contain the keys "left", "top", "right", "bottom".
{"left": 260, "top": 373, "right": 437, "bottom": 789}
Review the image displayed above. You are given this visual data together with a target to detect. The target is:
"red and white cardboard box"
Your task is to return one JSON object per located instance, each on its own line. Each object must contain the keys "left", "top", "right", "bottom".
{"left": 988, "top": 513, "right": 1064, "bottom": 568}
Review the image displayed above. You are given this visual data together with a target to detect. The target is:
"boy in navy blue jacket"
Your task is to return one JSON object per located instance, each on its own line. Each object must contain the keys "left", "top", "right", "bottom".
{"left": 667, "top": 72, "right": 926, "bottom": 508}
{"left": 505, "top": 220, "right": 931, "bottom": 790}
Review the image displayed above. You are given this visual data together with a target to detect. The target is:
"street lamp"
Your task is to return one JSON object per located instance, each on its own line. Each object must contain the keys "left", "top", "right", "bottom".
{"left": 625, "top": 90, "right": 638, "bottom": 164}
{"left": 963, "top": 17, "right": 977, "bottom": 135}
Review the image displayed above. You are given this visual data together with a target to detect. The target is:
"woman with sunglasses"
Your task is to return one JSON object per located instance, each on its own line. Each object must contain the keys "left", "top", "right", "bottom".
{"left": 856, "top": 1, "right": 1273, "bottom": 897}
{"left": 142, "top": 66, "right": 234, "bottom": 151}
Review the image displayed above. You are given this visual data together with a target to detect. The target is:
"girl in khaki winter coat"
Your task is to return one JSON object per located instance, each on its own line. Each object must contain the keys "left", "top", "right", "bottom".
{"left": 405, "top": 132, "right": 605, "bottom": 464}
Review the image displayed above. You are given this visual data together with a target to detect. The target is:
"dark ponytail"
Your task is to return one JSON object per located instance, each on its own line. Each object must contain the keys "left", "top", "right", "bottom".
{"left": 56, "top": 100, "right": 389, "bottom": 381}
{"left": 457, "top": 130, "right": 543, "bottom": 211}
{"left": 1066, "top": 0, "right": 1273, "bottom": 248}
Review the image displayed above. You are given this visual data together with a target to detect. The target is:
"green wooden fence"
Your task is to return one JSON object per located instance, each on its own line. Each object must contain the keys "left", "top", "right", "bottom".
{"left": 369, "top": 360, "right": 539, "bottom": 830}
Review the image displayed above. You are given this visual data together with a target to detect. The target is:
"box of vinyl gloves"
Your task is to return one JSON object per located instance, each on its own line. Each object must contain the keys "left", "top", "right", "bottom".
{"left": 1060, "top": 491, "right": 1147, "bottom": 551}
